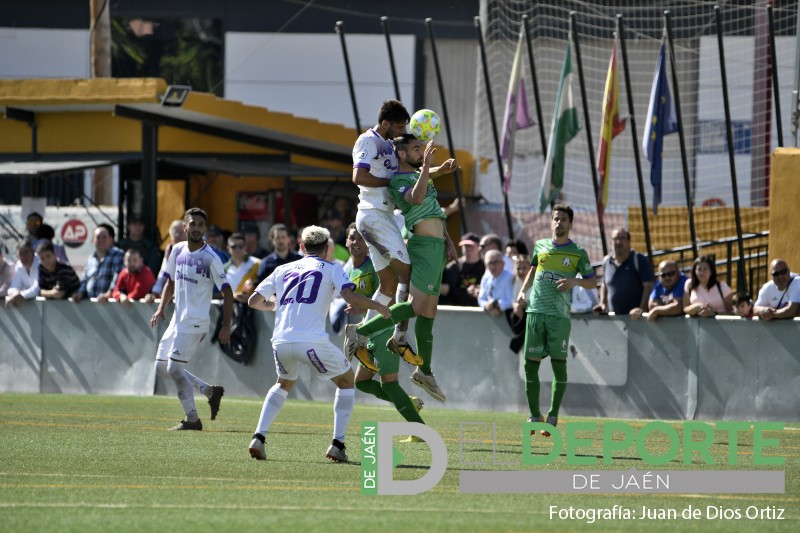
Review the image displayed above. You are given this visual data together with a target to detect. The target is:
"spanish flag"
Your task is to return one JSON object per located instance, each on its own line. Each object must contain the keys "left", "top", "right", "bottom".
{"left": 596, "top": 39, "right": 626, "bottom": 221}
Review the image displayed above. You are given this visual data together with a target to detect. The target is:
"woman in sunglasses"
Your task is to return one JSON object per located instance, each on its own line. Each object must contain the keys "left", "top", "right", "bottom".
{"left": 682, "top": 255, "right": 734, "bottom": 317}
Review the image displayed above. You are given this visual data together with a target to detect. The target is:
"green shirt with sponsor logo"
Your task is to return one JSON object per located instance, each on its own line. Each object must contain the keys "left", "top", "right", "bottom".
{"left": 527, "top": 238, "right": 594, "bottom": 318}
{"left": 388, "top": 171, "right": 446, "bottom": 232}
{"left": 348, "top": 256, "right": 378, "bottom": 298}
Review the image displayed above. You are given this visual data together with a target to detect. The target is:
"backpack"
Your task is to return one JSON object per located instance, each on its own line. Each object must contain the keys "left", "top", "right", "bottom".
{"left": 603, "top": 251, "right": 639, "bottom": 276}
{"left": 212, "top": 300, "right": 258, "bottom": 365}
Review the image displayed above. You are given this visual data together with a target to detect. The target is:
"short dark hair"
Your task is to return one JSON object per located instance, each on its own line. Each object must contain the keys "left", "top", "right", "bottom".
{"left": 505, "top": 239, "right": 529, "bottom": 256}
{"left": 125, "top": 247, "right": 143, "bottom": 258}
{"left": 26, "top": 212, "right": 43, "bottom": 222}
{"left": 378, "top": 99, "right": 410, "bottom": 124}
{"left": 732, "top": 291, "right": 751, "bottom": 306}
{"left": 393, "top": 133, "right": 418, "bottom": 155}
{"left": 37, "top": 224, "right": 55, "bottom": 241}
{"left": 552, "top": 203, "right": 574, "bottom": 223}
{"left": 242, "top": 224, "right": 260, "bottom": 237}
{"left": 97, "top": 223, "right": 116, "bottom": 240}
{"left": 36, "top": 240, "right": 55, "bottom": 255}
{"left": 17, "top": 238, "right": 34, "bottom": 252}
{"left": 184, "top": 207, "right": 208, "bottom": 223}
{"left": 228, "top": 232, "right": 245, "bottom": 245}
{"left": 268, "top": 223, "right": 289, "bottom": 242}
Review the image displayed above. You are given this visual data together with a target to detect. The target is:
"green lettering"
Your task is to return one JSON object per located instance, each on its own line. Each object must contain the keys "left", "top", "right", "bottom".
{"left": 566, "top": 422, "right": 597, "bottom": 465}
{"left": 602, "top": 421, "right": 634, "bottom": 465}
{"left": 753, "top": 422, "right": 784, "bottom": 466}
{"left": 682, "top": 422, "right": 715, "bottom": 465}
{"left": 637, "top": 421, "right": 679, "bottom": 465}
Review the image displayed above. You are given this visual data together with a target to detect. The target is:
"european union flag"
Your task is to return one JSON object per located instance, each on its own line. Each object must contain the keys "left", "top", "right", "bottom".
{"left": 642, "top": 40, "right": 678, "bottom": 214}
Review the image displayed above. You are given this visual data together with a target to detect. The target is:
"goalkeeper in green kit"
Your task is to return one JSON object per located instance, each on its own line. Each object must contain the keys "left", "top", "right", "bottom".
{"left": 344, "top": 134, "right": 457, "bottom": 402}
{"left": 517, "top": 204, "right": 596, "bottom": 435}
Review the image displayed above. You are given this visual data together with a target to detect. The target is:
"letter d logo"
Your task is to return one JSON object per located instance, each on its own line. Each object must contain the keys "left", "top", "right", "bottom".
{"left": 377, "top": 422, "right": 447, "bottom": 495}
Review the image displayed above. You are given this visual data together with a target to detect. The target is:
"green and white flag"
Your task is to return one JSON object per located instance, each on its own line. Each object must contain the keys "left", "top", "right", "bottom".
{"left": 539, "top": 43, "right": 580, "bottom": 212}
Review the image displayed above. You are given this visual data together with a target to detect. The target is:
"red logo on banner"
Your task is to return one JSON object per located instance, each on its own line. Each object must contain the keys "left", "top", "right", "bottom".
{"left": 61, "top": 219, "right": 89, "bottom": 248}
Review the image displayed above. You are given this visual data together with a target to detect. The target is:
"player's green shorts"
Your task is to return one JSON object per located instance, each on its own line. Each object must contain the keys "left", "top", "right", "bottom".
{"left": 360, "top": 327, "right": 400, "bottom": 375}
{"left": 407, "top": 234, "right": 445, "bottom": 296}
{"left": 522, "top": 312, "right": 571, "bottom": 360}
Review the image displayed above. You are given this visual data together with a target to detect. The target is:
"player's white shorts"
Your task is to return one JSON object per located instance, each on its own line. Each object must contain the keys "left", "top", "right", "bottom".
{"left": 273, "top": 341, "right": 351, "bottom": 381}
{"left": 155, "top": 313, "right": 177, "bottom": 362}
{"left": 356, "top": 208, "right": 410, "bottom": 271}
{"left": 168, "top": 331, "right": 206, "bottom": 363}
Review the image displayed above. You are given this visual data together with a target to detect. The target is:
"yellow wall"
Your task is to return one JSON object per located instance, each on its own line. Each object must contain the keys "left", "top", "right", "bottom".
{"left": 769, "top": 148, "right": 800, "bottom": 271}
{"left": 157, "top": 181, "right": 186, "bottom": 248}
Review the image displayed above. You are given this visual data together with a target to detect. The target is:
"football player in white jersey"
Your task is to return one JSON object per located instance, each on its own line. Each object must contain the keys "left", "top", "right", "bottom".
{"left": 349, "top": 99, "right": 456, "bottom": 366}
{"left": 150, "top": 208, "right": 233, "bottom": 431}
{"left": 246, "top": 226, "right": 390, "bottom": 463}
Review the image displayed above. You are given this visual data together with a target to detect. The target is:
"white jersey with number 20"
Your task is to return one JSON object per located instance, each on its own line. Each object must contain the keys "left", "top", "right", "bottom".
{"left": 255, "top": 256, "right": 355, "bottom": 345}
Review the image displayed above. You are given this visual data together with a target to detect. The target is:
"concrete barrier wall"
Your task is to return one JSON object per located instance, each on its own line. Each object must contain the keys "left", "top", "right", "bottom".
{"left": 1, "top": 300, "right": 798, "bottom": 421}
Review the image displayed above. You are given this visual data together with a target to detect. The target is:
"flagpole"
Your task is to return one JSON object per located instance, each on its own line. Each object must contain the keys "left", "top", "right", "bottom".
{"left": 570, "top": 12, "right": 608, "bottom": 257}
{"left": 617, "top": 15, "right": 653, "bottom": 261}
{"left": 380, "top": 17, "right": 402, "bottom": 101}
{"left": 522, "top": 15, "right": 548, "bottom": 158}
{"left": 473, "top": 15, "right": 515, "bottom": 239}
{"left": 767, "top": 5, "right": 784, "bottom": 147}
{"left": 334, "top": 21, "right": 362, "bottom": 137}
{"left": 426, "top": 18, "right": 469, "bottom": 235}
{"left": 714, "top": 5, "right": 747, "bottom": 292}
{"left": 664, "top": 11, "right": 699, "bottom": 259}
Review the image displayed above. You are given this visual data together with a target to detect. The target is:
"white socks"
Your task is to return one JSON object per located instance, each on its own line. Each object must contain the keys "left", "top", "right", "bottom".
{"left": 255, "top": 384, "right": 288, "bottom": 436}
{"left": 167, "top": 359, "right": 197, "bottom": 421}
{"left": 333, "top": 387, "right": 356, "bottom": 443}
{"left": 364, "top": 290, "right": 393, "bottom": 322}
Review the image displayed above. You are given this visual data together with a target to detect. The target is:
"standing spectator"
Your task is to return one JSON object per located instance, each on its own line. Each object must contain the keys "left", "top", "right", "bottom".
{"left": 682, "top": 255, "right": 733, "bottom": 317}
{"left": 242, "top": 224, "right": 269, "bottom": 259}
{"left": 72, "top": 224, "right": 124, "bottom": 302}
{"left": 440, "top": 232, "right": 485, "bottom": 307}
{"left": 479, "top": 233, "right": 514, "bottom": 274}
{"left": 505, "top": 239, "right": 529, "bottom": 259}
{"left": 0, "top": 245, "right": 13, "bottom": 298}
{"left": 733, "top": 291, "right": 754, "bottom": 318}
{"left": 204, "top": 224, "right": 230, "bottom": 263}
{"left": 595, "top": 227, "right": 655, "bottom": 319}
{"left": 516, "top": 204, "right": 596, "bottom": 435}
{"left": 146, "top": 220, "right": 186, "bottom": 303}
{"left": 255, "top": 223, "right": 302, "bottom": 284}
{"left": 647, "top": 260, "right": 688, "bottom": 321}
{"left": 225, "top": 232, "right": 261, "bottom": 303}
{"left": 478, "top": 250, "right": 515, "bottom": 317}
{"left": 25, "top": 212, "right": 43, "bottom": 241}
{"left": 150, "top": 207, "right": 233, "bottom": 431}
{"left": 4, "top": 240, "right": 39, "bottom": 308}
{"left": 34, "top": 224, "right": 69, "bottom": 264}
{"left": 99, "top": 248, "right": 156, "bottom": 306}
{"left": 37, "top": 241, "right": 80, "bottom": 300}
{"left": 753, "top": 258, "right": 800, "bottom": 321}
{"left": 247, "top": 226, "right": 390, "bottom": 462}
{"left": 117, "top": 216, "right": 161, "bottom": 274}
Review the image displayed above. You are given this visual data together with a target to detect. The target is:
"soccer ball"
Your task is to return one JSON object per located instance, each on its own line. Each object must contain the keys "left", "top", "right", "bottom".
{"left": 409, "top": 109, "right": 441, "bottom": 141}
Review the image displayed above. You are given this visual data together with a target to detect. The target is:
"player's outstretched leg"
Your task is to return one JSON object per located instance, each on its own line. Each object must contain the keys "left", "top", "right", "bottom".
{"left": 248, "top": 383, "right": 288, "bottom": 460}
{"left": 409, "top": 316, "right": 445, "bottom": 401}
{"left": 167, "top": 357, "right": 202, "bottom": 430}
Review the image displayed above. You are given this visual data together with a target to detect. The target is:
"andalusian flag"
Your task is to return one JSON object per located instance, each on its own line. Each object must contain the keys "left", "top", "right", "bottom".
{"left": 596, "top": 39, "right": 626, "bottom": 221}
{"left": 500, "top": 28, "right": 535, "bottom": 193}
{"left": 539, "top": 43, "right": 580, "bottom": 213}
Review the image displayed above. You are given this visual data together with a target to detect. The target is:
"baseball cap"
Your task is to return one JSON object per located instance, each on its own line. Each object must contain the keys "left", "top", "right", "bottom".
{"left": 458, "top": 232, "right": 480, "bottom": 246}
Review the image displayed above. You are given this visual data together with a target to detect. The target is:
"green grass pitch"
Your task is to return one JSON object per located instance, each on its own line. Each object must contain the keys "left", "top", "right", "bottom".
{"left": 0, "top": 393, "right": 796, "bottom": 532}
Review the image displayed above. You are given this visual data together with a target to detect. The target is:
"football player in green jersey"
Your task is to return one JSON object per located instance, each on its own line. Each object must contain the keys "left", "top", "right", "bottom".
{"left": 516, "top": 204, "right": 597, "bottom": 435}
{"left": 344, "top": 134, "right": 457, "bottom": 402}
{"left": 344, "top": 223, "right": 425, "bottom": 427}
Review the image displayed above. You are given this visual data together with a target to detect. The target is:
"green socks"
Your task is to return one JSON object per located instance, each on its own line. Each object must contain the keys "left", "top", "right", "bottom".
{"left": 415, "top": 316, "right": 434, "bottom": 374}
{"left": 358, "top": 301, "right": 416, "bottom": 336}
{"left": 549, "top": 359, "right": 568, "bottom": 418}
{"left": 381, "top": 381, "right": 424, "bottom": 423}
{"left": 356, "top": 379, "right": 391, "bottom": 403}
{"left": 524, "top": 359, "right": 541, "bottom": 419}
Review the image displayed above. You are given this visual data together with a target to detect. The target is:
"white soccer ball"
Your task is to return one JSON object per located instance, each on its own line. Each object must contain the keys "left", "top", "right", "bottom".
{"left": 409, "top": 109, "right": 441, "bottom": 142}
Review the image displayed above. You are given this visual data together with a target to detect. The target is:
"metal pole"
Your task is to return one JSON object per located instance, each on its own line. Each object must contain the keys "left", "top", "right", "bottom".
{"left": 380, "top": 17, "right": 402, "bottom": 101}
{"left": 334, "top": 21, "right": 362, "bottom": 137}
{"left": 569, "top": 12, "right": 608, "bottom": 256}
{"left": 792, "top": 1, "right": 800, "bottom": 146}
{"left": 617, "top": 15, "right": 652, "bottom": 261}
{"left": 472, "top": 15, "right": 514, "bottom": 239}
{"left": 522, "top": 15, "right": 548, "bottom": 159}
{"left": 767, "top": 4, "right": 784, "bottom": 147}
{"left": 426, "top": 18, "right": 470, "bottom": 234}
{"left": 141, "top": 123, "right": 158, "bottom": 244}
{"left": 664, "top": 11, "right": 699, "bottom": 258}
{"left": 714, "top": 5, "right": 747, "bottom": 291}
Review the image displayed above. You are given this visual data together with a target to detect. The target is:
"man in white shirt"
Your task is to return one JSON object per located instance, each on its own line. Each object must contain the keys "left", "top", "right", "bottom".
{"left": 478, "top": 250, "right": 515, "bottom": 317}
{"left": 225, "top": 232, "right": 260, "bottom": 302}
{"left": 754, "top": 258, "right": 800, "bottom": 321}
{"left": 150, "top": 208, "right": 233, "bottom": 431}
{"left": 247, "top": 226, "right": 390, "bottom": 463}
{"left": 4, "top": 240, "right": 39, "bottom": 308}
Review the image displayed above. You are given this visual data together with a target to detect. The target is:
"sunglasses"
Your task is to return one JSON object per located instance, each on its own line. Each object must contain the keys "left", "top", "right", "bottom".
{"left": 658, "top": 271, "right": 678, "bottom": 278}
{"left": 771, "top": 268, "right": 788, "bottom": 277}
{"left": 229, "top": 243, "right": 245, "bottom": 250}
